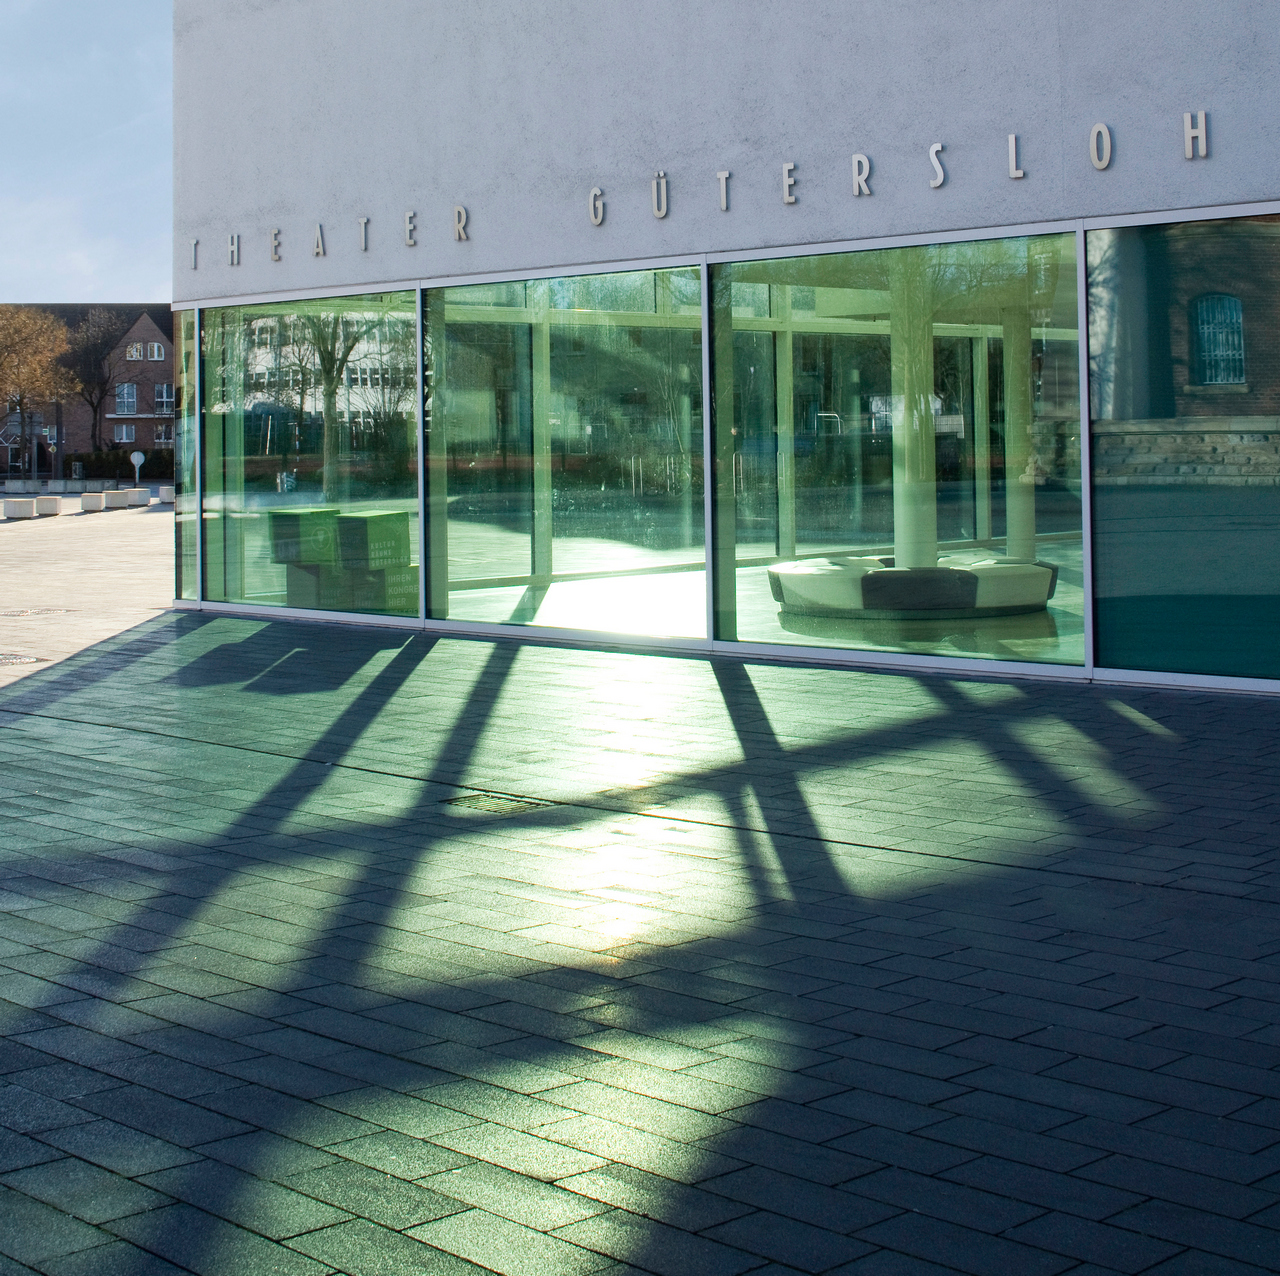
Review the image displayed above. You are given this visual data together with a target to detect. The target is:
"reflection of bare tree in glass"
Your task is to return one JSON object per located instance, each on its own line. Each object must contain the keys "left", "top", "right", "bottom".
{"left": 346, "top": 315, "right": 417, "bottom": 496}
{"left": 271, "top": 320, "right": 314, "bottom": 487}
{"left": 296, "top": 313, "right": 364, "bottom": 502}
{"left": 261, "top": 302, "right": 408, "bottom": 502}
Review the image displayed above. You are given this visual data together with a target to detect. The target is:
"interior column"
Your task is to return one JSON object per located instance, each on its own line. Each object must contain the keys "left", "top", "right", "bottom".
{"left": 530, "top": 283, "right": 553, "bottom": 586}
{"left": 1001, "top": 302, "right": 1037, "bottom": 563}
{"left": 774, "top": 285, "right": 796, "bottom": 560}
{"left": 890, "top": 250, "right": 938, "bottom": 569}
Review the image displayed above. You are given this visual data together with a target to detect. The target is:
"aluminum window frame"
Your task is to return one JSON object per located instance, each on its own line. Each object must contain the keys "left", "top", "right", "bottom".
{"left": 172, "top": 197, "right": 1280, "bottom": 695}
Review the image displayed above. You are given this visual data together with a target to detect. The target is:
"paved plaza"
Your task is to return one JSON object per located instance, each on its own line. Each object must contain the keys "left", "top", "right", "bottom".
{"left": 2, "top": 517, "right": 1280, "bottom": 1274}
{"left": 0, "top": 495, "right": 175, "bottom": 689}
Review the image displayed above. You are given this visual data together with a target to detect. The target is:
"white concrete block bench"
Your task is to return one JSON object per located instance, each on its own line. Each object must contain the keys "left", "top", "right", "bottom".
{"left": 102, "top": 490, "right": 129, "bottom": 509}
{"left": 767, "top": 554, "right": 1058, "bottom": 619}
{"left": 35, "top": 496, "right": 60, "bottom": 516}
{"left": 159, "top": 485, "right": 176, "bottom": 504}
{"left": 126, "top": 489, "right": 151, "bottom": 507}
{"left": 81, "top": 493, "right": 106, "bottom": 512}
{"left": 3, "top": 499, "right": 37, "bottom": 519}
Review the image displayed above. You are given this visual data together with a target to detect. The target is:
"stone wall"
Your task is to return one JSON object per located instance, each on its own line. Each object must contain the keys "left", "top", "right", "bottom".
{"left": 1092, "top": 416, "right": 1280, "bottom": 485}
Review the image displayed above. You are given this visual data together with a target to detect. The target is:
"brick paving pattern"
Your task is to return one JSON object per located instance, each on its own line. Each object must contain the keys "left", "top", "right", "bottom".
{"left": 1, "top": 612, "right": 1280, "bottom": 1274}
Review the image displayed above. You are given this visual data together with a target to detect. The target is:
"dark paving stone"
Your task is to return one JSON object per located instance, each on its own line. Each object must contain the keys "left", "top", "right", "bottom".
{"left": 8, "top": 618, "right": 1280, "bottom": 1276}
{"left": 105, "top": 1202, "right": 330, "bottom": 1276}
{"left": 285, "top": 1160, "right": 469, "bottom": 1229}
{"left": 702, "top": 1209, "right": 875, "bottom": 1272}
{"left": 0, "top": 1183, "right": 112, "bottom": 1266}
{"left": 36, "top": 1118, "right": 201, "bottom": 1178}
{"left": 855, "top": 1212, "right": 1078, "bottom": 1276}
{"left": 0, "top": 1130, "right": 61, "bottom": 1174}
{"left": 286, "top": 1217, "right": 489, "bottom": 1276}
{"left": 194, "top": 1129, "right": 339, "bottom": 1179}
{"left": 38, "top": 1238, "right": 193, "bottom": 1275}
{"left": 69, "top": 1082, "right": 254, "bottom": 1147}
{"left": 140, "top": 1160, "right": 352, "bottom": 1239}
{"left": 2, "top": 1156, "right": 170, "bottom": 1224}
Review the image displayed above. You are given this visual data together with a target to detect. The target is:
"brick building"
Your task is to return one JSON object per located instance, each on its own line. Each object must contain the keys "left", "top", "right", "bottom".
{"left": 2, "top": 305, "right": 174, "bottom": 479}
{"left": 1091, "top": 215, "right": 1280, "bottom": 486}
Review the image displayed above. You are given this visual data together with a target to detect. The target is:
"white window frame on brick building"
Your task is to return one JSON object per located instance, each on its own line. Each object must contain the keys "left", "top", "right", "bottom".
{"left": 113, "top": 422, "right": 136, "bottom": 443}
{"left": 116, "top": 383, "right": 137, "bottom": 416}
{"left": 126, "top": 342, "right": 144, "bottom": 361}
{"left": 148, "top": 342, "right": 166, "bottom": 360}
{"left": 1192, "top": 293, "right": 1246, "bottom": 385}
{"left": 155, "top": 383, "right": 174, "bottom": 415}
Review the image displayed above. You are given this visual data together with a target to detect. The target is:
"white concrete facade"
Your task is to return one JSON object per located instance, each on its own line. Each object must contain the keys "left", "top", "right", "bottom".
{"left": 174, "top": 0, "right": 1280, "bottom": 303}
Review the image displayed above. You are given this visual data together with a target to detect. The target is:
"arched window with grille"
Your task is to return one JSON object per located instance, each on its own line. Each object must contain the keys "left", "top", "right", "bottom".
{"left": 1192, "top": 293, "right": 1246, "bottom": 385}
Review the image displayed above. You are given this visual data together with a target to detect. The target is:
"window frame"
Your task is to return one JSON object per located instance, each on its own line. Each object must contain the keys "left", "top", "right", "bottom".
{"left": 115, "top": 383, "right": 137, "bottom": 416}
{"left": 177, "top": 199, "right": 1280, "bottom": 692}
{"left": 1191, "top": 292, "right": 1247, "bottom": 386}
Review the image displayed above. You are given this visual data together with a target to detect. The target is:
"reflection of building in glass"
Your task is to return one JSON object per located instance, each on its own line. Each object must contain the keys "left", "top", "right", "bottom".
{"left": 172, "top": 7, "right": 1280, "bottom": 691}
{"left": 199, "top": 294, "right": 420, "bottom": 617}
{"left": 1089, "top": 217, "right": 1280, "bottom": 678}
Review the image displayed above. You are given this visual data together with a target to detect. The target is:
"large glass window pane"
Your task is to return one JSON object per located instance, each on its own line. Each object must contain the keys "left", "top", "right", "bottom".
{"left": 1088, "top": 216, "right": 1280, "bottom": 677}
{"left": 711, "top": 234, "right": 1082, "bottom": 664}
{"left": 174, "top": 310, "right": 198, "bottom": 600}
{"left": 424, "top": 268, "right": 705, "bottom": 637}
{"left": 201, "top": 292, "right": 419, "bottom": 616}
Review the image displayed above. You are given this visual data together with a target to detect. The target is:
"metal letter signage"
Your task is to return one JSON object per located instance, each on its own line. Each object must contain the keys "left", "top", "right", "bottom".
{"left": 652, "top": 172, "right": 668, "bottom": 218}
{"left": 1008, "top": 134, "right": 1025, "bottom": 179}
{"left": 194, "top": 113, "right": 1229, "bottom": 269}
{"left": 928, "top": 143, "right": 946, "bottom": 188}
{"left": 1184, "top": 111, "right": 1208, "bottom": 158}
{"left": 852, "top": 154, "right": 871, "bottom": 195}
{"left": 1090, "top": 123, "right": 1112, "bottom": 170}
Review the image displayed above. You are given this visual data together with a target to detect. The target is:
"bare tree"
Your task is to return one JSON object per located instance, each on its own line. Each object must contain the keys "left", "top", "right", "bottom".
{"left": 0, "top": 306, "right": 73, "bottom": 477}
{"left": 61, "top": 308, "right": 133, "bottom": 452}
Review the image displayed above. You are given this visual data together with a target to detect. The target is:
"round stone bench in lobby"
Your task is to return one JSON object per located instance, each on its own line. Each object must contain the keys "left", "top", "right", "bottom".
{"left": 768, "top": 554, "right": 1058, "bottom": 620}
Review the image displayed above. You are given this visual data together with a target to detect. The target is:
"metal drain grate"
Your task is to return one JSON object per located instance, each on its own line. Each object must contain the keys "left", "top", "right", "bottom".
{"left": 0, "top": 609, "right": 71, "bottom": 617}
{"left": 0, "top": 654, "right": 44, "bottom": 665}
{"left": 443, "top": 792, "right": 557, "bottom": 815}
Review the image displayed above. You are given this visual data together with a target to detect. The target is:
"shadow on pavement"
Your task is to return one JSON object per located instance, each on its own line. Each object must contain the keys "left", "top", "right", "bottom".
{"left": 0, "top": 614, "right": 1279, "bottom": 1273}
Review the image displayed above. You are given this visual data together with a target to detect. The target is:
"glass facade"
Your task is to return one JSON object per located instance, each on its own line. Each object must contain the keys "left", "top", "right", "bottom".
{"left": 175, "top": 310, "right": 198, "bottom": 600}
{"left": 711, "top": 234, "right": 1082, "bottom": 664}
{"left": 200, "top": 292, "right": 419, "bottom": 616}
{"left": 177, "top": 212, "right": 1280, "bottom": 685}
{"left": 1088, "top": 216, "right": 1280, "bottom": 678}
{"left": 423, "top": 269, "right": 705, "bottom": 637}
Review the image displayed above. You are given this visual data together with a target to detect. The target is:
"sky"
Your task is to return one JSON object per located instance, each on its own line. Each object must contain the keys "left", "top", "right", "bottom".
{"left": 0, "top": 0, "right": 172, "bottom": 303}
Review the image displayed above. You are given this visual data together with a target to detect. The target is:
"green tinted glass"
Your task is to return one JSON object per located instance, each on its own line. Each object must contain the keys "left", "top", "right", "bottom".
{"left": 711, "top": 234, "right": 1082, "bottom": 665}
{"left": 200, "top": 292, "right": 419, "bottom": 616}
{"left": 1089, "top": 216, "right": 1280, "bottom": 677}
{"left": 423, "top": 268, "right": 705, "bottom": 638}
{"left": 174, "top": 310, "right": 198, "bottom": 600}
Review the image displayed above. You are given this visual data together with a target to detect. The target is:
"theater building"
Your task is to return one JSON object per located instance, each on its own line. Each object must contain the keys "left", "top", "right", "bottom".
{"left": 172, "top": 0, "right": 1280, "bottom": 691}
